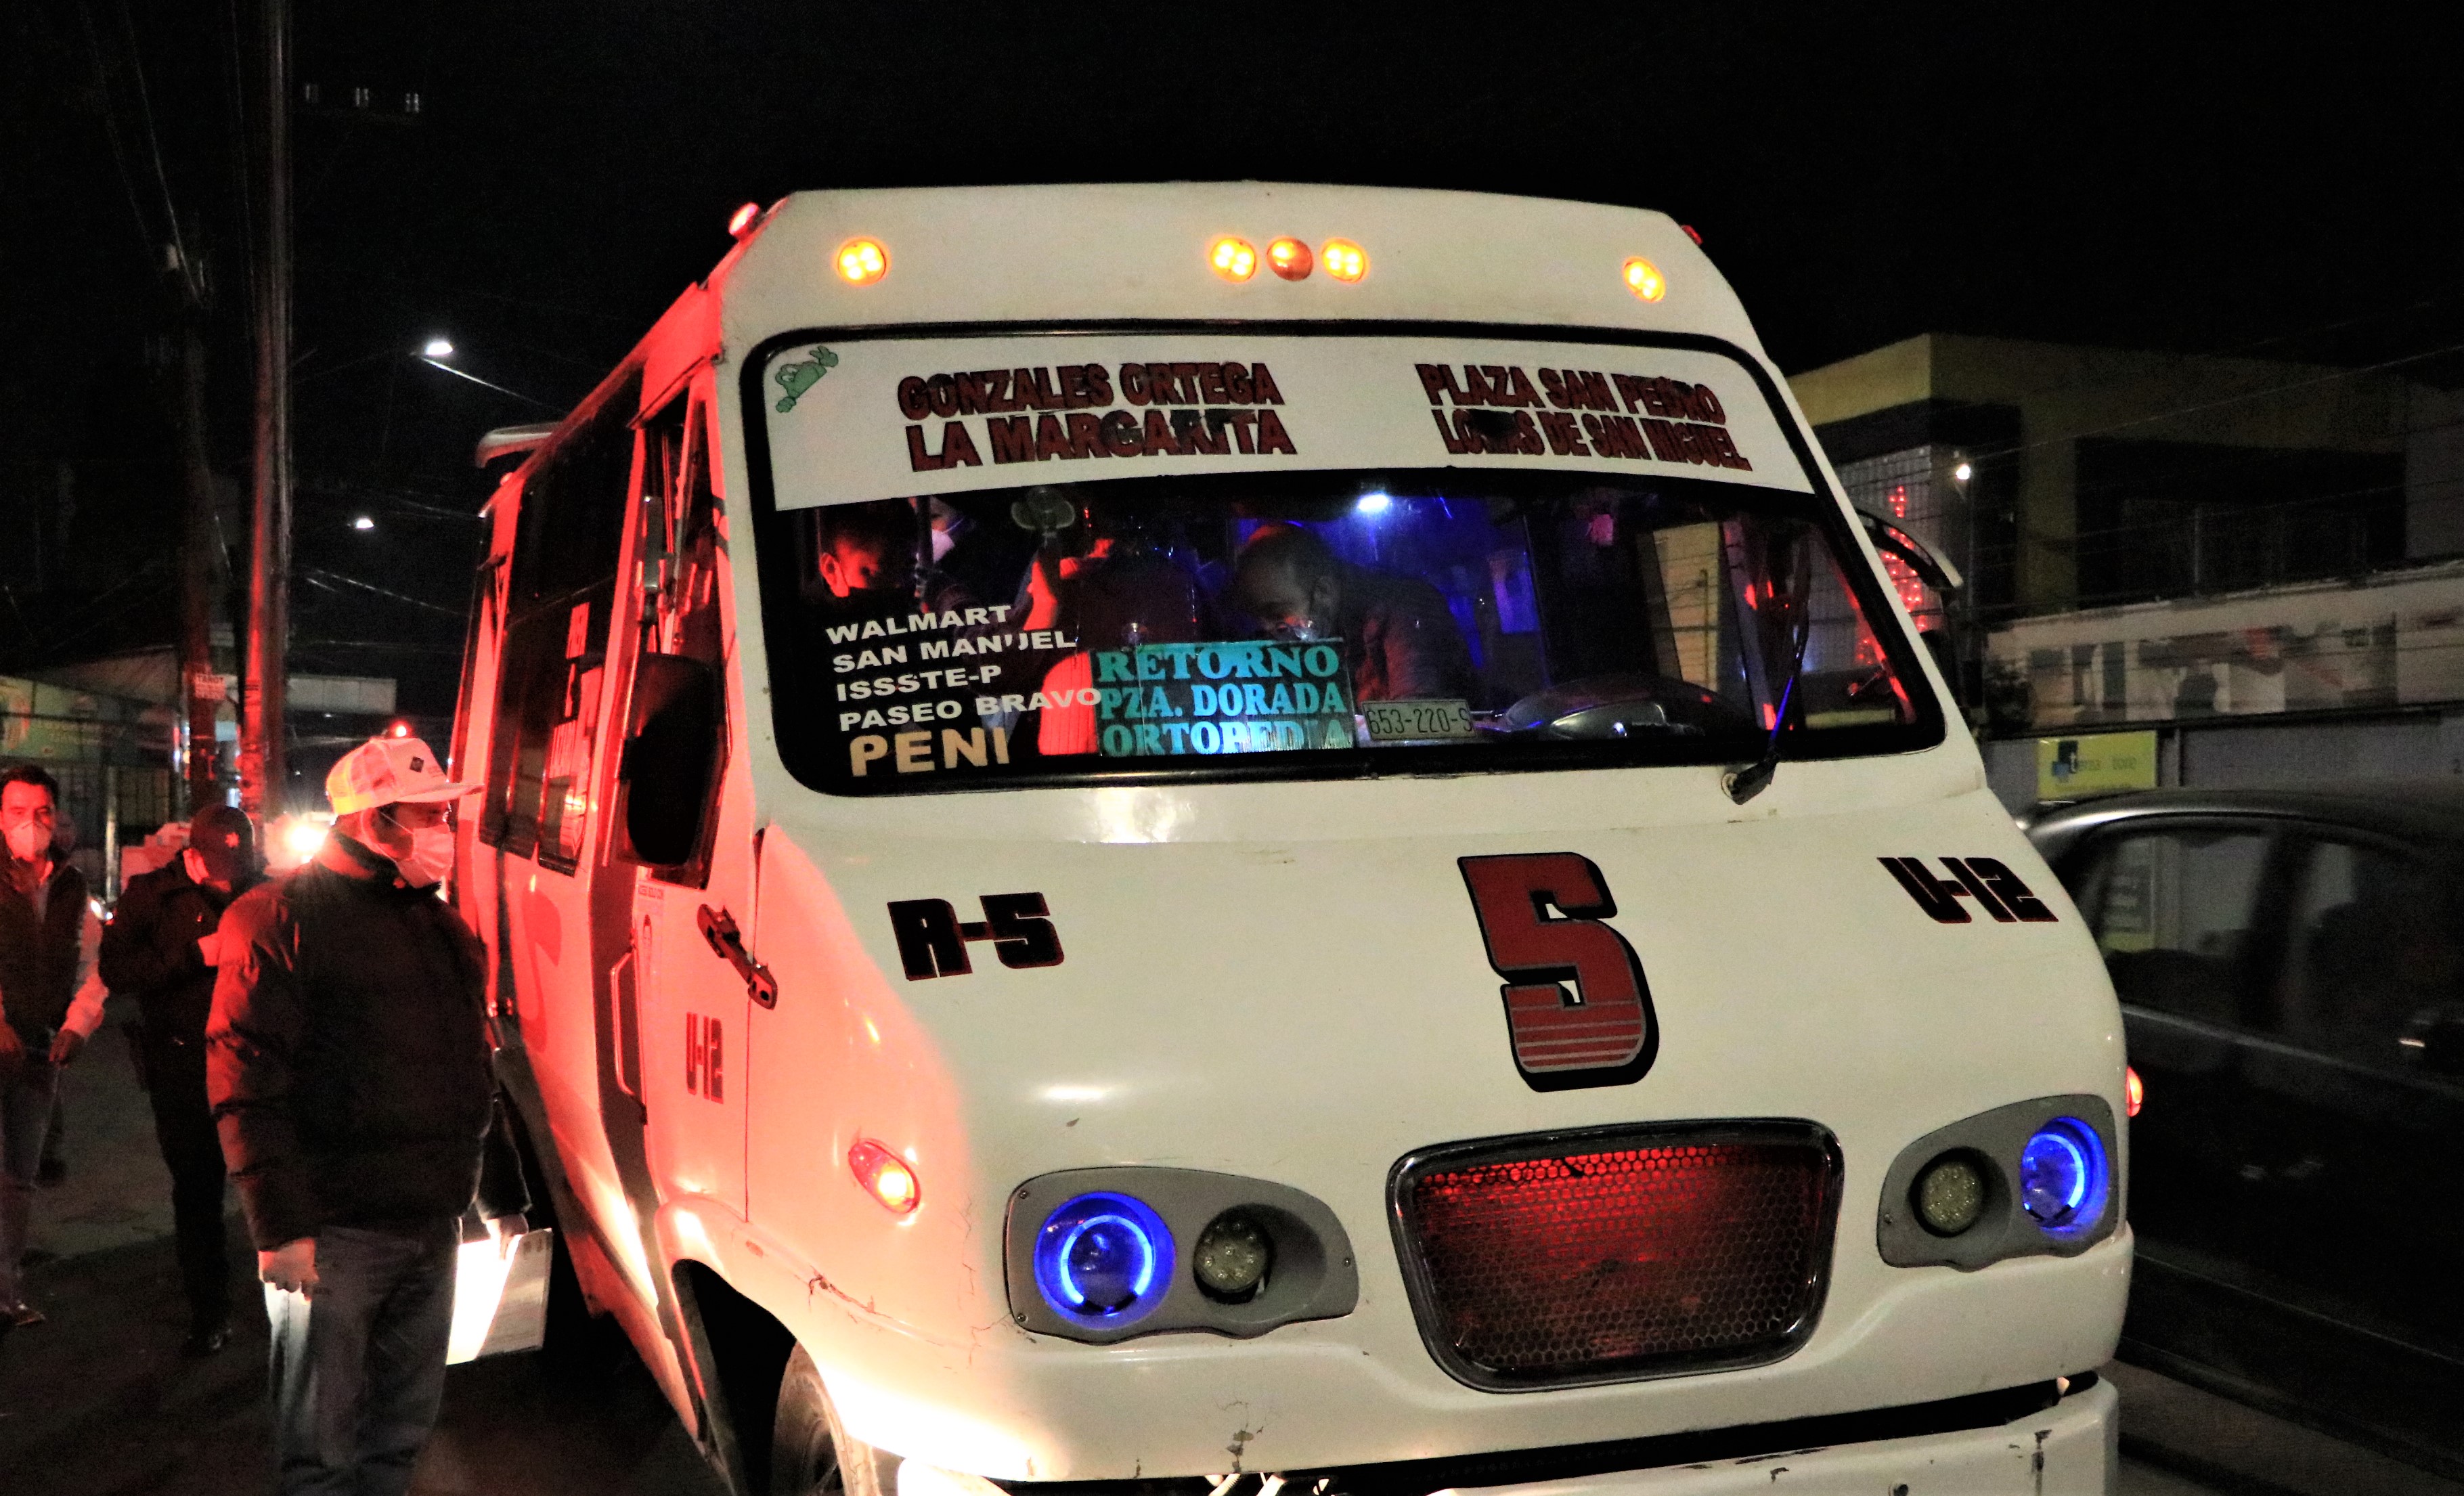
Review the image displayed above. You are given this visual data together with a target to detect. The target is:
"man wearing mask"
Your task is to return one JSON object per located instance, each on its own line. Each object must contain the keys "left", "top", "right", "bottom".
{"left": 0, "top": 764, "right": 108, "bottom": 1327}
{"left": 1230, "top": 523, "right": 1476, "bottom": 703}
{"left": 209, "top": 737, "right": 523, "bottom": 1494}
{"left": 100, "top": 804, "right": 263, "bottom": 1355}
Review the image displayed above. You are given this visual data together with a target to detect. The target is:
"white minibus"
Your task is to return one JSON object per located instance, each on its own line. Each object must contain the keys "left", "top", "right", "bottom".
{"left": 451, "top": 182, "right": 2128, "bottom": 1496}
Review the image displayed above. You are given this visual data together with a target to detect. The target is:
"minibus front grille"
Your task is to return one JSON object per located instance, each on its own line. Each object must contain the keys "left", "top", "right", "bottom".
{"left": 1388, "top": 1121, "right": 1842, "bottom": 1389}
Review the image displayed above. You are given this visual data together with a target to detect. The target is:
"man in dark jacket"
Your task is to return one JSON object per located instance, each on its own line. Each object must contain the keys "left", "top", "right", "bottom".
{"left": 210, "top": 736, "right": 521, "bottom": 1495}
{"left": 1231, "top": 523, "right": 1478, "bottom": 703}
{"left": 0, "top": 764, "right": 108, "bottom": 1327}
{"left": 100, "top": 804, "right": 262, "bottom": 1355}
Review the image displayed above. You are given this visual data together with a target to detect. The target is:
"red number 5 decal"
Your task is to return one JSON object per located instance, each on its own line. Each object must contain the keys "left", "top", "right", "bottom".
{"left": 1459, "top": 853, "right": 1658, "bottom": 1091}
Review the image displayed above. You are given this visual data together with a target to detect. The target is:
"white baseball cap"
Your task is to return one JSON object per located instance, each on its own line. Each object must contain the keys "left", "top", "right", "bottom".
{"left": 326, "top": 736, "right": 479, "bottom": 816}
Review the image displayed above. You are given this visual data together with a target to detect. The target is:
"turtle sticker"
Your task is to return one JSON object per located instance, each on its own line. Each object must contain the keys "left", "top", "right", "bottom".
{"left": 774, "top": 345, "right": 840, "bottom": 413}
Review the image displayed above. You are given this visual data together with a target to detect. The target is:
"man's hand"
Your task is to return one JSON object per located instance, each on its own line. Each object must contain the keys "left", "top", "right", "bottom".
{"left": 260, "top": 1237, "right": 319, "bottom": 1297}
{"left": 197, "top": 931, "right": 221, "bottom": 967}
{"left": 0, "top": 1023, "right": 22, "bottom": 1082}
{"left": 484, "top": 1214, "right": 525, "bottom": 1260}
{"left": 47, "top": 1029, "right": 84, "bottom": 1065}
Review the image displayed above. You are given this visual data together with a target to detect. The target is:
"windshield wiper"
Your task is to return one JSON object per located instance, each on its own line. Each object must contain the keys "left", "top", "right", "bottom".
{"left": 1723, "top": 607, "right": 1811, "bottom": 805}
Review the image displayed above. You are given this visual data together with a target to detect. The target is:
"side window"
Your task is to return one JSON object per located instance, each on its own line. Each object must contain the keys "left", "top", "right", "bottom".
{"left": 480, "top": 371, "right": 643, "bottom": 868}
{"left": 2277, "top": 837, "right": 2464, "bottom": 1071}
{"left": 2081, "top": 825, "right": 2274, "bottom": 1027}
{"left": 613, "top": 394, "right": 728, "bottom": 886}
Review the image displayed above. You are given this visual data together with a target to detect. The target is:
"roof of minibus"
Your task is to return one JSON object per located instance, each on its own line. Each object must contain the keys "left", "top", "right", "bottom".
{"left": 708, "top": 182, "right": 1768, "bottom": 359}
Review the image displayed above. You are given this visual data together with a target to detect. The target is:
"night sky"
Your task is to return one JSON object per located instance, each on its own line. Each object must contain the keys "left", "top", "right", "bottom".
{"left": 9, "top": 5, "right": 2464, "bottom": 719}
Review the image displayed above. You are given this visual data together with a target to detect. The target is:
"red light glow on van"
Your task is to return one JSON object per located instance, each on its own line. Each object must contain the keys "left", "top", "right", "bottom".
{"left": 727, "top": 202, "right": 760, "bottom": 238}
{"left": 849, "top": 1139, "right": 919, "bottom": 1213}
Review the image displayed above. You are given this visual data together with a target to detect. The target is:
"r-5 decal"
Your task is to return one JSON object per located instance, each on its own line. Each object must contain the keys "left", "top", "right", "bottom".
{"left": 886, "top": 892, "right": 1065, "bottom": 980}
{"left": 1459, "top": 853, "right": 1658, "bottom": 1091}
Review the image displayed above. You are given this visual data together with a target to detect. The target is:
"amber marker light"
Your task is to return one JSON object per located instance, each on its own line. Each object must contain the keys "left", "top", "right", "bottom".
{"left": 836, "top": 238, "right": 889, "bottom": 286}
{"left": 1623, "top": 257, "right": 1667, "bottom": 302}
{"left": 1209, "top": 236, "right": 1258, "bottom": 282}
{"left": 2125, "top": 1065, "right": 2144, "bottom": 1119}
{"left": 849, "top": 1139, "right": 919, "bottom": 1214}
{"left": 1321, "top": 238, "right": 1368, "bottom": 283}
{"left": 1267, "top": 237, "right": 1313, "bottom": 280}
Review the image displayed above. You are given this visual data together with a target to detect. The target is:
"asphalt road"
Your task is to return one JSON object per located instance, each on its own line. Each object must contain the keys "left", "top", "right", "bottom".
{"left": 4, "top": 1008, "right": 2453, "bottom": 1496}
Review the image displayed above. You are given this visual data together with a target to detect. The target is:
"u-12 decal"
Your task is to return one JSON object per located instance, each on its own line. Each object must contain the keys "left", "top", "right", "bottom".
{"left": 1880, "top": 856, "right": 2058, "bottom": 923}
{"left": 1459, "top": 853, "right": 1657, "bottom": 1092}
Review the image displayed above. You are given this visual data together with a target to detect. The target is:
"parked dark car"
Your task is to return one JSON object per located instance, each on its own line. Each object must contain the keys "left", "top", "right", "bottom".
{"left": 2027, "top": 785, "right": 2464, "bottom": 1477}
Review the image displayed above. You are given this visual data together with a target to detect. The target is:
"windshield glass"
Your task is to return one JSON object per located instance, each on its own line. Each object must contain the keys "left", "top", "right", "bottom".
{"left": 748, "top": 332, "right": 1939, "bottom": 793}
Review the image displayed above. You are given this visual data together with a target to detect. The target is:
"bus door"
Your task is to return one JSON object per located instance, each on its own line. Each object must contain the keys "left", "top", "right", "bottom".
{"left": 611, "top": 388, "right": 749, "bottom": 1218}
{"left": 478, "top": 370, "right": 644, "bottom": 1260}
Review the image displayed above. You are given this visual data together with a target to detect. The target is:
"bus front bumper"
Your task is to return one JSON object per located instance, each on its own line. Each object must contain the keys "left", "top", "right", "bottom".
{"left": 1447, "top": 1378, "right": 2116, "bottom": 1496}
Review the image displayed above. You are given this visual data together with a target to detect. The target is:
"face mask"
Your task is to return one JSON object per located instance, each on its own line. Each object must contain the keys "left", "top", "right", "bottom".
{"left": 393, "top": 822, "right": 456, "bottom": 888}
{"left": 3, "top": 822, "right": 47, "bottom": 862}
{"left": 1267, "top": 619, "right": 1325, "bottom": 643}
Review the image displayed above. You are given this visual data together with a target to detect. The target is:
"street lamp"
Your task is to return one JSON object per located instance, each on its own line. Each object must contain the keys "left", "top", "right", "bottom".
{"left": 422, "top": 336, "right": 454, "bottom": 359}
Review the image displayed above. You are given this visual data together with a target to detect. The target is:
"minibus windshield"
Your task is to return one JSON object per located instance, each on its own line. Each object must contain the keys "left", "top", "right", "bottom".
{"left": 748, "top": 330, "right": 1939, "bottom": 793}
{"left": 758, "top": 472, "right": 1937, "bottom": 793}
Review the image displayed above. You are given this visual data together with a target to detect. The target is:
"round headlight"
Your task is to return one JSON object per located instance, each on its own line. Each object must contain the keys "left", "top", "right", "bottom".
{"left": 1031, "top": 1193, "right": 1173, "bottom": 1326}
{"left": 2019, "top": 1118, "right": 2111, "bottom": 1235}
{"left": 1912, "top": 1153, "right": 1987, "bottom": 1236}
{"left": 1191, "top": 1210, "right": 1273, "bottom": 1301}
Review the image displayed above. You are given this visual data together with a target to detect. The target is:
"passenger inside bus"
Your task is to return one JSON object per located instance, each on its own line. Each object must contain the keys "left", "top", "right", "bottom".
{"left": 803, "top": 502, "right": 918, "bottom": 616}
{"left": 1229, "top": 523, "right": 1476, "bottom": 703}
{"left": 1019, "top": 504, "right": 1206, "bottom": 753}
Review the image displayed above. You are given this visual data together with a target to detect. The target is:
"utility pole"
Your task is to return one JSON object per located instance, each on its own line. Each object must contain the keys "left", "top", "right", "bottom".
{"left": 173, "top": 286, "right": 223, "bottom": 814}
{"left": 241, "top": 0, "right": 290, "bottom": 820}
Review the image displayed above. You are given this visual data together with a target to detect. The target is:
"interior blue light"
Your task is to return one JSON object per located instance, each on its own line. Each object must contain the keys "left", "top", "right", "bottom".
{"left": 1031, "top": 1192, "right": 1174, "bottom": 1327}
{"left": 2019, "top": 1118, "right": 2110, "bottom": 1235}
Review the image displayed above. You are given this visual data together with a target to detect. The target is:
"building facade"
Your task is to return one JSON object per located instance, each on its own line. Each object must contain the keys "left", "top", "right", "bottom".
{"left": 1790, "top": 334, "right": 2464, "bottom": 808}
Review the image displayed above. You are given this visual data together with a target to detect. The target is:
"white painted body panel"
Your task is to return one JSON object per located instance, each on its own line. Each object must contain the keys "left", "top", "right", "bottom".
{"left": 452, "top": 183, "right": 2127, "bottom": 1490}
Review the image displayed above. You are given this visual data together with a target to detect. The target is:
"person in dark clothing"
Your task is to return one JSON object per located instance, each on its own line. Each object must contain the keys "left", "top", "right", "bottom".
{"left": 0, "top": 764, "right": 108, "bottom": 1327}
{"left": 210, "top": 736, "right": 525, "bottom": 1496}
{"left": 100, "top": 804, "right": 263, "bottom": 1355}
{"left": 1231, "top": 523, "right": 1478, "bottom": 703}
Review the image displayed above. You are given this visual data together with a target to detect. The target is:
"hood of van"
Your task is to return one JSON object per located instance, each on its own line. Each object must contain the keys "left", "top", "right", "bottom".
{"left": 747, "top": 772, "right": 2115, "bottom": 1308}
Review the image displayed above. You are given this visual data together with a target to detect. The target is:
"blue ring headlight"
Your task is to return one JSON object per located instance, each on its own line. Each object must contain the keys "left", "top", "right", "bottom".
{"left": 2019, "top": 1118, "right": 2110, "bottom": 1235}
{"left": 1032, "top": 1193, "right": 1174, "bottom": 1327}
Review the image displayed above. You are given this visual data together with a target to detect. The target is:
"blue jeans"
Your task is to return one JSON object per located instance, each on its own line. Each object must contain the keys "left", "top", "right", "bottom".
{"left": 265, "top": 1220, "right": 460, "bottom": 1496}
{"left": 0, "top": 1056, "right": 62, "bottom": 1308}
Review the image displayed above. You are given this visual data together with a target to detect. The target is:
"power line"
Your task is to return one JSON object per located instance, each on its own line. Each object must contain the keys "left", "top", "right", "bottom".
{"left": 299, "top": 565, "right": 461, "bottom": 617}
{"left": 1954, "top": 336, "right": 2464, "bottom": 470}
{"left": 415, "top": 355, "right": 560, "bottom": 412}
{"left": 110, "top": 0, "right": 194, "bottom": 303}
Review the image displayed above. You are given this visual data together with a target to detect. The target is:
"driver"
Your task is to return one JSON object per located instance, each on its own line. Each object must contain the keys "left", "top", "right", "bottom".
{"left": 1231, "top": 523, "right": 1474, "bottom": 703}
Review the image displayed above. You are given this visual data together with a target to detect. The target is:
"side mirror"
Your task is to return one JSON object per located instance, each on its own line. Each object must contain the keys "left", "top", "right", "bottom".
{"left": 1856, "top": 509, "right": 1963, "bottom": 598}
{"left": 617, "top": 654, "right": 720, "bottom": 869}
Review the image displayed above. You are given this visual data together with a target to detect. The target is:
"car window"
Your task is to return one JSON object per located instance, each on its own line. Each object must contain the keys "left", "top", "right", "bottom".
{"left": 2082, "top": 826, "right": 2274, "bottom": 1028}
{"left": 2277, "top": 836, "right": 2464, "bottom": 1072}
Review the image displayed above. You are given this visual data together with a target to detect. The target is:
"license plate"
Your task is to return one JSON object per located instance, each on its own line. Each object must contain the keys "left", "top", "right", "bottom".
{"left": 1364, "top": 699, "right": 1476, "bottom": 741}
